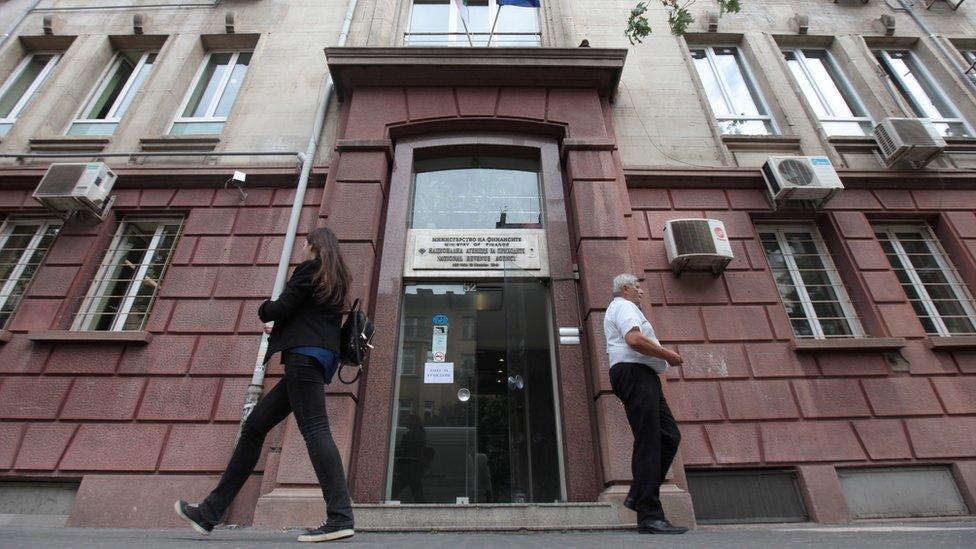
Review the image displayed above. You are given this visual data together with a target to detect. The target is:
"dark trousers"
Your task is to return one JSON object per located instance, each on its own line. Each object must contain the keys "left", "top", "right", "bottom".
{"left": 199, "top": 353, "right": 354, "bottom": 527}
{"left": 609, "top": 362, "right": 681, "bottom": 523}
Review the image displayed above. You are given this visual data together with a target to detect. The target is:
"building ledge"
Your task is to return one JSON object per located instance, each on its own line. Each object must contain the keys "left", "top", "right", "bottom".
{"left": 721, "top": 135, "right": 802, "bottom": 152}
{"left": 927, "top": 336, "right": 976, "bottom": 351}
{"left": 29, "top": 136, "right": 110, "bottom": 152}
{"left": 791, "top": 337, "right": 907, "bottom": 353}
{"left": 140, "top": 136, "right": 220, "bottom": 152}
{"left": 26, "top": 330, "right": 152, "bottom": 344}
{"left": 0, "top": 330, "right": 11, "bottom": 344}
{"left": 324, "top": 47, "right": 628, "bottom": 101}
{"left": 828, "top": 135, "right": 876, "bottom": 153}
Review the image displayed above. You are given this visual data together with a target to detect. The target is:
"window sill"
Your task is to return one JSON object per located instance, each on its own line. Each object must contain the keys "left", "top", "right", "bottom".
{"left": 26, "top": 330, "right": 152, "bottom": 344}
{"left": 140, "top": 136, "right": 220, "bottom": 152}
{"left": 945, "top": 137, "right": 976, "bottom": 153}
{"left": 791, "top": 337, "right": 907, "bottom": 353}
{"left": 927, "top": 336, "right": 976, "bottom": 351}
{"left": 0, "top": 330, "right": 12, "bottom": 344}
{"left": 721, "top": 134, "right": 802, "bottom": 152}
{"left": 29, "top": 136, "right": 111, "bottom": 152}
{"left": 828, "top": 135, "right": 876, "bottom": 153}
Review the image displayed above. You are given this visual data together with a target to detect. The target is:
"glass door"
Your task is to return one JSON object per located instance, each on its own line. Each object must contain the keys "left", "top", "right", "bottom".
{"left": 388, "top": 281, "right": 562, "bottom": 503}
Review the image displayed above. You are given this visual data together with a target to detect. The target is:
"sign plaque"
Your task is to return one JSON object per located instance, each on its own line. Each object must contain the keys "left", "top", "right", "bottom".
{"left": 406, "top": 229, "right": 548, "bottom": 277}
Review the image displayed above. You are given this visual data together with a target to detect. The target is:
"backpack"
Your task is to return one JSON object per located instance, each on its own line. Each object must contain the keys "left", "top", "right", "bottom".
{"left": 338, "top": 298, "right": 375, "bottom": 384}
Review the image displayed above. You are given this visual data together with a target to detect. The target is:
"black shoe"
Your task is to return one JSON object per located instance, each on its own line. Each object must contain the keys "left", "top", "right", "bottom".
{"left": 298, "top": 523, "right": 355, "bottom": 543}
{"left": 173, "top": 500, "right": 214, "bottom": 535}
{"left": 638, "top": 519, "right": 688, "bottom": 535}
{"left": 623, "top": 496, "right": 636, "bottom": 511}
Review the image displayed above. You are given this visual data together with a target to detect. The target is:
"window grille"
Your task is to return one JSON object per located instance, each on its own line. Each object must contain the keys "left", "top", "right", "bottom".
{"left": 0, "top": 218, "right": 61, "bottom": 328}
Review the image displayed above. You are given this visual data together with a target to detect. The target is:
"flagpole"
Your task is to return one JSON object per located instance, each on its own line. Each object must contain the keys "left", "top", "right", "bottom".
{"left": 486, "top": 5, "right": 502, "bottom": 47}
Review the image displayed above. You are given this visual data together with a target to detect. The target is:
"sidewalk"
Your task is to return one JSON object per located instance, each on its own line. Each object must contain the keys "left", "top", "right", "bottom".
{"left": 2, "top": 521, "right": 975, "bottom": 549}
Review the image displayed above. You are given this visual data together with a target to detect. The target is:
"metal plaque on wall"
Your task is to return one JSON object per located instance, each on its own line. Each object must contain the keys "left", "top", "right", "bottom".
{"left": 405, "top": 229, "right": 549, "bottom": 278}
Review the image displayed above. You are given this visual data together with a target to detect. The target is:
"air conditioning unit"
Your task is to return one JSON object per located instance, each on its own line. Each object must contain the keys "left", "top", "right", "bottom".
{"left": 874, "top": 117, "right": 946, "bottom": 168}
{"left": 33, "top": 162, "right": 117, "bottom": 219}
{"left": 762, "top": 156, "right": 843, "bottom": 208}
{"left": 663, "top": 218, "right": 734, "bottom": 277}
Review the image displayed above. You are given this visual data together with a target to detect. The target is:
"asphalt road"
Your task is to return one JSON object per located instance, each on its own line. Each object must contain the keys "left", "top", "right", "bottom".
{"left": 2, "top": 521, "right": 976, "bottom": 549}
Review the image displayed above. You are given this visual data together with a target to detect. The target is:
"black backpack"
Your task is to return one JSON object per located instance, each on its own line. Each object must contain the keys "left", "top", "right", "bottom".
{"left": 338, "top": 298, "right": 374, "bottom": 384}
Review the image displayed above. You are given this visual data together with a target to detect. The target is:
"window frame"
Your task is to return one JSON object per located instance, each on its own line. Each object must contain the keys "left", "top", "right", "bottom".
{"left": 782, "top": 48, "right": 874, "bottom": 136}
{"left": 67, "top": 50, "right": 156, "bottom": 136}
{"left": 403, "top": 0, "right": 541, "bottom": 47}
{"left": 0, "top": 51, "right": 62, "bottom": 133}
{"left": 0, "top": 217, "right": 62, "bottom": 329}
{"left": 875, "top": 224, "right": 976, "bottom": 337}
{"left": 758, "top": 224, "right": 863, "bottom": 340}
{"left": 874, "top": 49, "right": 973, "bottom": 137}
{"left": 73, "top": 217, "right": 183, "bottom": 332}
{"left": 168, "top": 50, "right": 251, "bottom": 135}
{"left": 690, "top": 45, "right": 779, "bottom": 136}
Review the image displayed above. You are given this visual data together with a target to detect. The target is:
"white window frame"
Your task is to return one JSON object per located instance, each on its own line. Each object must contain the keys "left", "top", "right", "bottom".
{"left": 690, "top": 45, "right": 779, "bottom": 135}
{"left": 0, "top": 218, "right": 61, "bottom": 328}
{"left": 73, "top": 217, "right": 182, "bottom": 332}
{"left": 0, "top": 52, "right": 62, "bottom": 130}
{"left": 404, "top": 0, "right": 541, "bottom": 47}
{"left": 168, "top": 50, "right": 251, "bottom": 134}
{"left": 759, "top": 225, "right": 863, "bottom": 339}
{"left": 783, "top": 48, "right": 874, "bottom": 136}
{"left": 67, "top": 50, "right": 156, "bottom": 135}
{"left": 875, "top": 49, "right": 973, "bottom": 136}
{"left": 875, "top": 224, "right": 976, "bottom": 337}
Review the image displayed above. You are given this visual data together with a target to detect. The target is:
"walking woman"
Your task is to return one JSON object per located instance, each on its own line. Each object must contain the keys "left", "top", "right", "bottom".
{"left": 175, "top": 227, "right": 355, "bottom": 543}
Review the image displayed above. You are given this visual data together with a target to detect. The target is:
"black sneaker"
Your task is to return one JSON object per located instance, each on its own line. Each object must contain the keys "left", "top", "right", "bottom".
{"left": 173, "top": 500, "right": 214, "bottom": 535}
{"left": 298, "top": 523, "right": 355, "bottom": 543}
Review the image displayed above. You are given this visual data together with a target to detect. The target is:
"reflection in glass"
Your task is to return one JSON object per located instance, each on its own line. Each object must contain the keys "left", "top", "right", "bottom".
{"left": 0, "top": 220, "right": 61, "bottom": 328}
{"left": 691, "top": 47, "right": 775, "bottom": 135}
{"left": 875, "top": 50, "right": 970, "bottom": 137}
{"left": 784, "top": 49, "right": 872, "bottom": 136}
{"left": 69, "top": 51, "right": 156, "bottom": 136}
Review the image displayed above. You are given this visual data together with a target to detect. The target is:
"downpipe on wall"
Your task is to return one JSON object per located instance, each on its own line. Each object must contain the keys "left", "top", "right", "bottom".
{"left": 893, "top": 0, "right": 976, "bottom": 97}
{"left": 239, "top": 0, "right": 360, "bottom": 434}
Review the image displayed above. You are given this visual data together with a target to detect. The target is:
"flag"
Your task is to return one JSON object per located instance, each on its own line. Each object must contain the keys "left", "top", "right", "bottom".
{"left": 497, "top": 0, "right": 541, "bottom": 6}
{"left": 452, "top": 0, "right": 470, "bottom": 23}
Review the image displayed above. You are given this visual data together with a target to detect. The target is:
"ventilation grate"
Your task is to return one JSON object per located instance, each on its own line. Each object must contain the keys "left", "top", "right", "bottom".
{"left": 775, "top": 159, "right": 815, "bottom": 186}
{"left": 670, "top": 220, "right": 717, "bottom": 255}
{"left": 875, "top": 123, "right": 897, "bottom": 157}
{"left": 687, "top": 469, "right": 808, "bottom": 524}
{"left": 35, "top": 164, "right": 87, "bottom": 195}
{"left": 890, "top": 118, "right": 937, "bottom": 146}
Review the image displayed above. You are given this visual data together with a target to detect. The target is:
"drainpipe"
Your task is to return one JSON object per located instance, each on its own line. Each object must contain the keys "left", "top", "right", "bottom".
{"left": 893, "top": 0, "right": 976, "bottom": 98}
{"left": 239, "top": 0, "right": 359, "bottom": 430}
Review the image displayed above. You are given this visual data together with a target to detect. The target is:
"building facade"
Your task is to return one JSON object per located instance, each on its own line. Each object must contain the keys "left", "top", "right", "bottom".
{"left": 0, "top": 0, "right": 974, "bottom": 528}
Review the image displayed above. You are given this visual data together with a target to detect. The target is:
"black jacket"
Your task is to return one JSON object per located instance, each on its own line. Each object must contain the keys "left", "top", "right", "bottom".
{"left": 259, "top": 259, "right": 343, "bottom": 364}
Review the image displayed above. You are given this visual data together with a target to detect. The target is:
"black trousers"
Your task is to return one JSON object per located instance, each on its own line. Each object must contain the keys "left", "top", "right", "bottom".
{"left": 199, "top": 353, "right": 354, "bottom": 527}
{"left": 609, "top": 362, "right": 681, "bottom": 523}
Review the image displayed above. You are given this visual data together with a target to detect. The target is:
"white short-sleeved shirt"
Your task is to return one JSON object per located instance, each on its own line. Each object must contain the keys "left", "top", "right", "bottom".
{"left": 604, "top": 297, "right": 669, "bottom": 374}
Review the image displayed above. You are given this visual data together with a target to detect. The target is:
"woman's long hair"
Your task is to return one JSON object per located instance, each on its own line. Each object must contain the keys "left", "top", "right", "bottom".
{"left": 306, "top": 227, "right": 352, "bottom": 310}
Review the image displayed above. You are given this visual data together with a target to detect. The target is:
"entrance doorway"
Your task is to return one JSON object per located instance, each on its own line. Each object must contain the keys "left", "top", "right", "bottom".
{"left": 386, "top": 278, "right": 562, "bottom": 504}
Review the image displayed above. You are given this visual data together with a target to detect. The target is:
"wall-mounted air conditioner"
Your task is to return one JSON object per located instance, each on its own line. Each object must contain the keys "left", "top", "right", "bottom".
{"left": 874, "top": 117, "right": 946, "bottom": 169}
{"left": 761, "top": 155, "right": 843, "bottom": 208}
{"left": 33, "top": 162, "right": 117, "bottom": 219}
{"left": 663, "top": 218, "right": 734, "bottom": 277}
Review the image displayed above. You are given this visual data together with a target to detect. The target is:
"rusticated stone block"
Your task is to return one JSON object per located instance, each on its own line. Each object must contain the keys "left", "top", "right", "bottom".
{"left": 25, "top": 266, "right": 79, "bottom": 298}
{"left": 847, "top": 239, "right": 891, "bottom": 271}
{"left": 159, "top": 424, "right": 241, "bottom": 472}
{"left": 214, "top": 266, "right": 277, "bottom": 298}
{"left": 761, "top": 421, "right": 866, "bottom": 462}
{"left": 727, "top": 188, "right": 769, "bottom": 210}
{"left": 234, "top": 208, "right": 292, "bottom": 235}
{"left": 852, "top": 419, "right": 912, "bottom": 460}
{"left": 877, "top": 303, "right": 927, "bottom": 338}
{"left": 571, "top": 180, "right": 627, "bottom": 240}
{"left": 914, "top": 190, "right": 976, "bottom": 210}
{"left": 191, "top": 336, "right": 261, "bottom": 375}
{"left": 0, "top": 337, "right": 50, "bottom": 374}
{"left": 193, "top": 236, "right": 260, "bottom": 265}
{"left": 45, "top": 236, "right": 96, "bottom": 265}
{"left": 345, "top": 88, "right": 406, "bottom": 139}
{"left": 46, "top": 344, "right": 123, "bottom": 375}
{"left": 577, "top": 239, "right": 635, "bottom": 312}
{"left": 678, "top": 425, "right": 712, "bottom": 466}
{"left": 547, "top": 89, "right": 607, "bottom": 138}
{"left": 796, "top": 465, "right": 851, "bottom": 524}
{"left": 663, "top": 273, "right": 728, "bottom": 305}
{"left": 862, "top": 271, "right": 907, "bottom": 303}
{"left": 832, "top": 211, "right": 874, "bottom": 239}
{"left": 117, "top": 335, "right": 195, "bottom": 375}
{"left": 721, "top": 380, "right": 798, "bottom": 420}
{"left": 906, "top": 417, "right": 976, "bottom": 458}
{"left": 61, "top": 378, "right": 146, "bottom": 420}
{"left": 139, "top": 189, "right": 175, "bottom": 207}
{"left": 667, "top": 381, "right": 724, "bottom": 422}
{"left": 931, "top": 377, "right": 976, "bottom": 414}
{"left": 455, "top": 87, "right": 498, "bottom": 117}
{"left": 213, "top": 377, "right": 253, "bottom": 422}
{"left": 168, "top": 300, "right": 241, "bottom": 333}
{"left": 704, "top": 423, "right": 760, "bottom": 464}
{"left": 324, "top": 182, "right": 383, "bottom": 242}
{"left": 861, "top": 377, "right": 944, "bottom": 416}
{"left": 14, "top": 422, "right": 77, "bottom": 470}
{"left": 702, "top": 306, "right": 773, "bottom": 341}
{"left": 822, "top": 189, "right": 882, "bottom": 210}
{"left": 138, "top": 378, "right": 220, "bottom": 421}
{"left": 496, "top": 87, "right": 546, "bottom": 121}
{"left": 7, "top": 299, "right": 60, "bottom": 332}
{"left": 213, "top": 188, "right": 273, "bottom": 207}
{"left": 945, "top": 211, "right": 976, "bottom": 239}
{"left": 724, "top": 271, "right": 779, "bottom": 304}
{"left": 61, "top": 424, "right": 168, "bottom": 471}
{"left": 816, "top": 352, "right": 889, "bottom": 377}
{"left": 702, "top": 210, "right": 755, "bottom": 239}
{"left": 159, "top": 266, "right": 218, "bottom": 298}
{"left": 792, "top": 379, "right": 871, "bottom": 418}
{"left": 746, "top": 342, "right": 819, "bottom": 377}
{"left": 406, "top": 87, "right": 459, "bottom": 121}
{"left": 873, "top": 190, "right": 916, "bottom": 210}
{"left": 675, "top": 343, "right": 749, "bottom": 379}
{"left": 629, "top": 188, "right": 671, "bottom": 210}
{"left": 652, "top": 307, "right": 706, "bottom": 342}
{"left": 565, "top": 150, "right": 616, "bottom": 182}
{"left": 670, "top": 189, "right": 728, "bottom": 210}
{"left": 0, "top": 377, "right": 72, "bottom": 419}
{"left": 170, "top": 188, "right": 216, "bottom": 207}
{"left": 0, "top": 422, "right": 24, "bottom": 469}
{"left": 184, "top": 208, "right": 237, "bottom": 236}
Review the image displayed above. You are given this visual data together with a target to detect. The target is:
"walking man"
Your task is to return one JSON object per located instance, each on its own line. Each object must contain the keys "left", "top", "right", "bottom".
{"left": 603, "top": 273, "right": 687, "bottom": 535}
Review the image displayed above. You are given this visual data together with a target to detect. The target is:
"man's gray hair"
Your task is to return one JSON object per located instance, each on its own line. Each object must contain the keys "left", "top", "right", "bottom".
{"left": 612, "top": 273, "right": 639, "bottom": 296}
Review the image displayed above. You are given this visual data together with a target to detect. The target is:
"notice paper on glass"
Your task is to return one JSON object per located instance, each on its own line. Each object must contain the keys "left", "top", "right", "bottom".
{"left": 424, "top": 362, "right": 454, "bottom": 384}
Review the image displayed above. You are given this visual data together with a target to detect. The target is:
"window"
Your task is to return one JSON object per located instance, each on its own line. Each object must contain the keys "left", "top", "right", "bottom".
{"left": 875, "top": 225, "right": 976, "bottom": 337}
{"left": 0, "top": 218, "right": 61, "bottom": 328}
{"left": 0, "top": 52, "right": 61, "bottom": 137}
{"left": 404, "top": 316, "right": 426, "bottom": 340}
{"left": 74, "top": 218, "right": 182, "bottom": 331}
{"left": 401, "top": 346, "right": 418, "bottom": 376}
{"left": 405, "top": 0, "right": 540, "bottom": 47}
{"left": 170, "top": 51, "right": 251, "bottom": 135}
{"left": 67, "top": 51, "right": 156, "bottom": 136}
{"left": 690, "top": 46, "right": 776, "bottom": 135}
{"left": 758, "top": 226, "right": 861, "bottom": 339}
{"left": 783, "top": 49, "right": 873, "bottom": 136}
{"left": 412, "top": 156, "right": 542, "bottom": 230}
{"left": 875, "top": 50, "right": 971, "bottom": 137}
